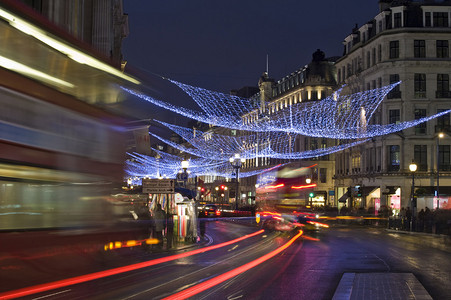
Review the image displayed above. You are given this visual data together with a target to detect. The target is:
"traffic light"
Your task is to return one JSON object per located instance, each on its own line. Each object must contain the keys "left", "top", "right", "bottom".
{"left": 220, "top": 185, "right": 225, "bottom": 190}
{"left": 200, "top": 187, "right": 205, "bottom": 198}
{"left": 357, "top": 186, "right": 362, "bottom": 197}
{"left": 309, "top": 192, "right": 315, "bottom": 198}
{"left": 346, "top": 187, "right": 352, "bottom": 197}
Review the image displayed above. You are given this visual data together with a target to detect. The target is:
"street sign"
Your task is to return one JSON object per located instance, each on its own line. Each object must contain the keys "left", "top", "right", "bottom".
{"left": 176, "top": 172, "right": 188, "bottom": 182}
{"left": 142, "top": 179, "right": 175, "bottom": 194}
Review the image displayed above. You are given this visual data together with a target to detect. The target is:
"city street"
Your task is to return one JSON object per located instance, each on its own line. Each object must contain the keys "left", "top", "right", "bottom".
{"left": 2, "top": 220, "right": 450, "bottom": 299}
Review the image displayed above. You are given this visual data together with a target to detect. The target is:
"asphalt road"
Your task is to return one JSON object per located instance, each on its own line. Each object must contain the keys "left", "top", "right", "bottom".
{"left": 3, "top": 221, "right": 450, "bottom": 299}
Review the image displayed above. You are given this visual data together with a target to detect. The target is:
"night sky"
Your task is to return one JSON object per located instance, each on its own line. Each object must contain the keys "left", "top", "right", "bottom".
{"left": 121, "top": 0, "right": 379, "bottom": 123}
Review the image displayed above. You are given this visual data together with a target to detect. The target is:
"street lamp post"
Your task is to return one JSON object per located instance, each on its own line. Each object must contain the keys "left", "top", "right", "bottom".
{"left": 409, "top": 160, "right": 417, "bottom": 231}
{"left": 436, "top": 132, "right": 445, "bottom": 209}
{"left": 180, "top": 159, "right": 189, "bottom": 188}
{"left": 306, "top": 178, "right": 312, "bottom": 206}
{"left": 155, "top": 153, "right": 161, "bottom": 178}
{"left": 229, "top": 154, "right": 245, "bottom": 210}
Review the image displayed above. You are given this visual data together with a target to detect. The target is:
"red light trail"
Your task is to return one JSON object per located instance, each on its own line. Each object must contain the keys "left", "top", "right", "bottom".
{"left": 163, "top": 230, "right": 304, "bottom": 300}
{"left": 291, "top": 183, "right": 317, "bottom": 189}
{"left": 0, "top": 230, "right": 264, "bottom": 299}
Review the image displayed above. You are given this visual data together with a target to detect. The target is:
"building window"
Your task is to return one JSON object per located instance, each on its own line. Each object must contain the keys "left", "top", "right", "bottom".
{"left": 352, "top": 154, "right": 361, "bottom": 174}
{"left": 434, "top": 12, "right": 449, "bottom": 27}
{"left": 436, "top": 109, "right": 450, "bottom": 133}
{"left": 378, "top": 44, "right": 382, "bottom": 62}
{"left": 414, "top": 145, "right": 428, "bottom": 171}
{"left": 437, "top": 74, "right": 450, "bottom": 98}
{"left": 414, "top": 73, "right": 427, "bottom": 98}
{"left": 389, "top": 41, "right": 399, "bottom": 59}
{"left": 394, "top": 12, "right": 402, "bottom": 28}
{"left": 439, "top": 145, "right": 451, "bottom": 171}
{"left": 436, "top": 40, "right": 449, "bottom": 58}
{"left": 319, "top": 168, "right": 327, "bottom": 183}
{"left": 378, "top": 20, "right": 382, "bottom": 32}
{"left": 425, "top": 12, "right": 431, "bottom": 27}
{"left": 388, "top": 145, "right": 400, "bottom": 172}
{"left": 415, "top": 109, "right": 427, "bottom": 135}
{"left": 414, "top": 40, "right": 426, "bottom": 58}
{"left": 372, "top": 48, "right": 376, "bottom": 65}
{"left": 367, "top": 51, "right": 370, "bottom": 69}
{"left": 389, "top": 109, "right": 400, "bottom": 124}
{"left": 387, "top": 74, "right": 401, "bottom": 98}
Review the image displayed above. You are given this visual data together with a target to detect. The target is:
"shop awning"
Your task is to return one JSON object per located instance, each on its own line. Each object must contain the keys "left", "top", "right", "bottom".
{"left": 415, "top": 186, "right": 451, "bottom": 196}
{"left": 338, "top": 193, "right": 348, "bottom": 203}
{"left": 360, "top": 187, "right": 378, "bottom": 197}
{"left": 382, "top": 186, "right": 399, "bottom": 195}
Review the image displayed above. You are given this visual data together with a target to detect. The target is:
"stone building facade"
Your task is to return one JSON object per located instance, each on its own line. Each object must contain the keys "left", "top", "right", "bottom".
{"left": 334, "top": 0, "right": 451, "bottom": 212}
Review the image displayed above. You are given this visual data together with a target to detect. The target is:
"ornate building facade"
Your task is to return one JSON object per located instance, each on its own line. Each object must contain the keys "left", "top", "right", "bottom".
{"left": 19, "top": 0, "right": 128, "bottom": 68}
{"left": 335, "top": 0, "right": 451, "bottom": 212}
{"left": 239, "top": 49, "right": 339, "bottom": 206}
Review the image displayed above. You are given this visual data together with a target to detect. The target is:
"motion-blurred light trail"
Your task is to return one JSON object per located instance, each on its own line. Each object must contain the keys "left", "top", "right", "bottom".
{"left": 0, "top": 230, "right": 264, "bottom": 299}
{"left": 163, "top": 230, "right": 304, "bottom": 300}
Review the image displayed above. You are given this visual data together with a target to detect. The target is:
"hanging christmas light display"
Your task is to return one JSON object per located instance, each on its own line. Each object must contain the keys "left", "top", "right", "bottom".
{"left": 122, "top": 80, "right": 450, "bottom": 138}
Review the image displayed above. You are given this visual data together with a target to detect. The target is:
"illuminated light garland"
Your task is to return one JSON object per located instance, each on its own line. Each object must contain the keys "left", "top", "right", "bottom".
{"left": 168, "top": 79, "right": 395, "bottom": 134}
{"left": 122, "top": 78, "right": 451, "bottom": 186}
{"left": 123, "top": 81, "right": 450, "bottom": 139}
{"left": 168, "top": 79, "right": 257, "bottom": 122}
{"left": 149, "top": 130, "right": 371, "bottom": 160}
{"left": 125, "top": 151, "right": 286, "bottom": 184}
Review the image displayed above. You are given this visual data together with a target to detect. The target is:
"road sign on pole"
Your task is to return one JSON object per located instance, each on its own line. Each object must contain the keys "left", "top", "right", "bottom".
{"left": 142, "top": 179, "right": 175, "bottom": 194}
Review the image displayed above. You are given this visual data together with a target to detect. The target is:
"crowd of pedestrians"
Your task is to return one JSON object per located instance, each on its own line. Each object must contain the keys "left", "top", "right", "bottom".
{"left": 390, "top": 206, "right": 451, "bottom": 234}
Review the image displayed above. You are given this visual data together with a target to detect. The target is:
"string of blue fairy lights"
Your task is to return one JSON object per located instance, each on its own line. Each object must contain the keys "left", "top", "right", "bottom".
{"left": 122, "top": 77, "right": 451, "bottom": 183}
{"left": 123, "top": 80, "right": 450, "bottom": 139}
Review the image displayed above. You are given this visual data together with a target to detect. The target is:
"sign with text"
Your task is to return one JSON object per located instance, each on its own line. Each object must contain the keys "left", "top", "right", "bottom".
{"left": 142, "top": 179, "right": 175, "bottom": 194}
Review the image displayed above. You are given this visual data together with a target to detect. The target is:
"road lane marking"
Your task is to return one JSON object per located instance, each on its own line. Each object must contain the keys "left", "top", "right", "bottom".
{"left": 31, "top": 289, "right": 71, "bottom": 299}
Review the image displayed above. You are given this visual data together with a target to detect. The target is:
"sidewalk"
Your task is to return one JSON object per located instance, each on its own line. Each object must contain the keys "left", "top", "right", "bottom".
{"left": 333, "top": 273, "right": 432, "bottom": 300}
{"left": 385, "top": 228, "right": 451, "bottom": 253}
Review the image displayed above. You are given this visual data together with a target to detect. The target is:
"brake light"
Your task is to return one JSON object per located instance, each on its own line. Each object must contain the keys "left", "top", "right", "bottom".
{"left": 215, "top": 210, "right": 221, "bottom": 216}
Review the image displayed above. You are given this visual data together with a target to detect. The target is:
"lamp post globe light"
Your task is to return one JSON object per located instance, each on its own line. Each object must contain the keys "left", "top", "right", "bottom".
{"left": 229, "top": 153, "right": 245, "bottom": 210}
{"left": 409, "top": 160, "right": 417, "bottom": 231}
{"left": 178, "top": 159, "right": 189, "bottom": 188}
{"left": 436, "top": 132, "right": 445, "bottom": 209}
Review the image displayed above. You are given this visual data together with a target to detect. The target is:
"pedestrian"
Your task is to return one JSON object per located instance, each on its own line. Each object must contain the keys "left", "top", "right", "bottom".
{"left": 406, "top": 207, "right": 412, "bottom": 230}
{"left": 424, "top": 207, "right": 432, "bottom": 232}
{"left": 399, "top": 207, "right": 406, "bottom": 230}
{"left": 153, "top": 204, "right": 166, "bottom": 249}
{"left": 166, "top": 212, "right": 174, "bottom": 249}
{"left": 418, "top": 208, "right": 425, "bottom": 232}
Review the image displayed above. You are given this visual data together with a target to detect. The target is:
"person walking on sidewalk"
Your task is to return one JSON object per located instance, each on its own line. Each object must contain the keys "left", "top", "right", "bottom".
{"left": 399, "top": 207, "right": 406, "bottom": 230}
{"left": 406, "top": 207, "right": 412, "bottom": 231}
{"left": 166, "top": 212, "right": 174, "bottom": 249}
{"left": 154, "top": 204, "right": 166, "bottom": 249}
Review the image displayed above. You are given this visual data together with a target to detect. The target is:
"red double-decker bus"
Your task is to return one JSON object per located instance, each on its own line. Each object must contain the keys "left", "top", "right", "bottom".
{"left": 255, "top": 163, "right": 318, "bottom": 214}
